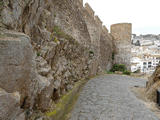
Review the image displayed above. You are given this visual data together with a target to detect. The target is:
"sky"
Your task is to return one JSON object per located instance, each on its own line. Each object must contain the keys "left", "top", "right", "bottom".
{"left": 83, "top": 0, "right": 160, "bottom": 35}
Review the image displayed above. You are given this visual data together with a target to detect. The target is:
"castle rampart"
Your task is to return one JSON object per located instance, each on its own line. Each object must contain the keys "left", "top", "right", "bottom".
{"left": 102, "top": 25, "right": 109, "bottom": 34}
{"left": 94, "top": 15, "right": 103, "bottom": 26}
{"left": 111, "top": 23, "right": 132, "bottom": 70}
{"left": 84, "top": 3, "right": 95, "bottom": 18}
{"left": 77, "top": 0, "right": 83, "bottom": 7}
{"left": 0, "top": 0, "right": 133, "bottom": 118}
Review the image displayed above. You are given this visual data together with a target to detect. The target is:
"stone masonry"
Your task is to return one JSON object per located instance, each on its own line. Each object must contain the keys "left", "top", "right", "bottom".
{"left": 0, "top": 0, "right": 132, "bottom": 119}
{"left": 111, "top": 23, "right": 132, "bottom": 70}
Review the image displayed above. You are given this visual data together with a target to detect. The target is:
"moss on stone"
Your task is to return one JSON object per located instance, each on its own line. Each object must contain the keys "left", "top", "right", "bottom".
{"left": 45, "top": 79, "right": 87, "bottom": 120}
{"left": 51, "top": 26, "right": 74, "bottom": 41}
{"left": 53, "top": 37, "right": 59, "bottom": 43}
{"left": 0, "top": 1, "right": 4, "bottom": 8}
{"left": 0, "top": 34, "right": 5, "bottom": 38}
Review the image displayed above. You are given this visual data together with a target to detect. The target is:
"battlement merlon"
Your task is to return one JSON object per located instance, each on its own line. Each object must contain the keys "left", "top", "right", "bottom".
{"left": 94, "top": 15, "right": 103, "bottom": 26}
{"left": 102, "top": 25, "right": 109, "bottom": 33}
{"left": 110, "top": 23, "right": 132, "bottom": 40}
{"left": 78, "top": 0, "right": 83, "bottom": 7}
{"left": 111, "top": 23, "right": 132, "bottom": 30}
{"left": 84, "top": 3, "right": 95, "bottom": 17}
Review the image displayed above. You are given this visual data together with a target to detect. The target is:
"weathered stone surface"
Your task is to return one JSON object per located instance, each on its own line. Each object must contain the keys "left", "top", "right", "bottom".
{"left": 0, "top": 0, "right": 118, "bottom": 119}
{"left": 111, "top": 23, "right": 132, "bottom": 70}
{"left": 100, "top": 27, "right": 114, "bottom": 71}
{"left": 0, "top": 89, "right": 22, "bottom": 120}
{"left": 0, "top": 30, "right": 41, "bottom": 110}
{"left": 0, "top": 30, "right": 33, "bottom": 93}
{"left": 15, "top": 112, "right": 26, "bottom": 120}
{"left": 146, "top": 66, "right": 160, "bottom": 102}
{"left": 70, "top": 75, "right": 159, "bottom": 120}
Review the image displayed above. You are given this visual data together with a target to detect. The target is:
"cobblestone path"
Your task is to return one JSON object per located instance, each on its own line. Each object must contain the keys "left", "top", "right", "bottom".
{"left": 70, "top": 74, "right": 159, "bottom": 120}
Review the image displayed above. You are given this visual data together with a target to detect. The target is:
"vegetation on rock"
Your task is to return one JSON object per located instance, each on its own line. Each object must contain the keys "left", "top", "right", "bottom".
{"left": 108, "top": 64, "right": 131, "bottom": 75}
{"left": 110, "top": 64, "right": 126, "bottom": 72}
{"left": 123, "top": 70, "right": 131, "bottom": 75}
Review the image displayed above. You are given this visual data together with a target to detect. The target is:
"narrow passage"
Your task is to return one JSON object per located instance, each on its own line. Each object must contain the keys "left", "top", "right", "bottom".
{"left": 70, "top": 75, "right": 159, "bottom": 120}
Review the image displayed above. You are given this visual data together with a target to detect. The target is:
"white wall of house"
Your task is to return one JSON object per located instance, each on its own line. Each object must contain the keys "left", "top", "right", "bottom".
{"left": 131, "top": 56, "right": 160, "bottom": 73}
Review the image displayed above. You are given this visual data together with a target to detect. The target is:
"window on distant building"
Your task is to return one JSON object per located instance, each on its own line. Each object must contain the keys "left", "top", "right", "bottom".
{"left": 148, "top": 62, "right": 151, "bottom": 64}
{"left": 148, "top": 62, "right": 152, "bottom": 68}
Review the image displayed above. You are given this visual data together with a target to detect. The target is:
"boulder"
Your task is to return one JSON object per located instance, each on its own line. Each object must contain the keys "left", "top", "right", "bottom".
{"left": 0, "top": 30, "right": 34, "bottom": 92}
{"left": 0, "top": 89, "right": 22, "bottom": 120}
{"left": 0, "top": 30, "right": 40, "bottom": 110}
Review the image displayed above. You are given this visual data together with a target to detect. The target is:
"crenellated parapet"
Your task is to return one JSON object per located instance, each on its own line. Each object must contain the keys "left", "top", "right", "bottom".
{"left": 83, "top": 3, "right": 108, "bottom": 35}
{"left": 84, "top": 3, "right": 95, "bottom": 18}
{"left": 77, "top": 0, "right": 83, "bottom": 7}
{"left": 111, "top": 23, "right": 132, "bottom": 44}
{"left": 102, "top": 25, "right": 109, "bottom": 34}
{"left": 94, "top": 15, "right": 103, "bottom": 27}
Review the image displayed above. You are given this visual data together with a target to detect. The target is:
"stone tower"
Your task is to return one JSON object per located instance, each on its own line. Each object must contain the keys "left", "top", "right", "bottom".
{"left": 111, "top": 23, "right": 132, "bottom": 70}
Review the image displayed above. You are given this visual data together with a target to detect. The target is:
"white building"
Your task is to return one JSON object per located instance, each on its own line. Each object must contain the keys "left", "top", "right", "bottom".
{"left": 131, "top": 54, "right": 160, "bottom": 73}
{"left": 140, "top": 40, "right": 153, "bottom": 46}
{"left": 141, "top": 54, "right": 160, "bottom": 73}
{"left": 131, "top": 57, "right": 142, "bottom": 72}
{"left": 131, "top": 34, "right": 160, "bottom": 74}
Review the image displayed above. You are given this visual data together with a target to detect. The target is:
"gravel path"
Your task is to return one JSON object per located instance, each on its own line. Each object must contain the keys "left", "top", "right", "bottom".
{"left": 70, "top": 74, "right": 159, "bottom": 120}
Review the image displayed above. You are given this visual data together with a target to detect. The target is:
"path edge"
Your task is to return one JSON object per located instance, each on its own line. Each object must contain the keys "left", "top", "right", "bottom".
{"left": 45, "top": 78, "right": 89, "bottom": 120}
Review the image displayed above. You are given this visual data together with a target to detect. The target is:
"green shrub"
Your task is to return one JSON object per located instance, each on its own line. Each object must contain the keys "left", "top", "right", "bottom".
{"left": 110, "top": 64, "right": 126, "bottom": 72}
{"left": 89, "top": 50, "right": 94, "bottom": 55}
{"left": 109, "top": 64, "right": 131, "bottom": 75}
{"left": 106, "top": 71, "right": 114, "bottom": 74}
{"left": 123, "top": 70, "right": 131, "bottom": 75}
{"left": 133, "top": 69, "right": 140, "bottom": 73}
{"left": 37, "top": 52, "right": 41, "bottom": 57}
{"left": 89, "top": 50, "right": 94, "bottom": 58}
{"left": 112, "top": 52, "right": 115, "bottom": 60}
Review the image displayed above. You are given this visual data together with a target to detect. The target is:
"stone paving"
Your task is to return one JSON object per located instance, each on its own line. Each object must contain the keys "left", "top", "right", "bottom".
{"left": 70, "top": 74, "right": 159, "bottom": 120}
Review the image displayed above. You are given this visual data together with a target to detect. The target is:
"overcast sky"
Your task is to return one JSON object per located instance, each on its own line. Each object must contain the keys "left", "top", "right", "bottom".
{"left": 83, "top": 0, "right": 160, "bottom": 35}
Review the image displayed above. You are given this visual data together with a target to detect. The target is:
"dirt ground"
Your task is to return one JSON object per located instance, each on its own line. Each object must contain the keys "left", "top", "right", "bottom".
{"left": 131, "top": 86, "right": 160, "bottom": 119}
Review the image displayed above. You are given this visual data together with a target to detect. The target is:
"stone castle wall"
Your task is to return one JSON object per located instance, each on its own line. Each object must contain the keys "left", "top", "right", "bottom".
{"left": 0, "top": 0, "right": 131, "bottom": 119}
{"left": 82, "top": 3, "right": 102, "bottom": 75}
{"left": 0, "top": 0, "right": 115, "bottom": 119}
{"left": 111, "top": 23, "right": 132, "bottom": 70}
{"left": 81, "top": 2, "right": 114, "bottom": 74}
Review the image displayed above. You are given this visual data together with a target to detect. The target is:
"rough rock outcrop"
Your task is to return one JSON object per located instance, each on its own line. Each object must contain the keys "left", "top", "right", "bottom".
{"left": 0, "top": 30, "right": 40, "bottom": 109}
{"left": 0, "top": 0, "right": 116, "bottom": 119}
{"left": 0, "top": 89, "right": 21, "bottom": 120}
{"left": 146, "top": 66, "right": 160, "bottom": 102}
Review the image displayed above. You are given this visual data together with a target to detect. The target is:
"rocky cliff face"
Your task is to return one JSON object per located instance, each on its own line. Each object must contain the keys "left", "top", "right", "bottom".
{"left": 146, "top": 66, "right": 160, "bottom": 102}
{"left": 0, "top": 0, "right": 114, "bottom": 119}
